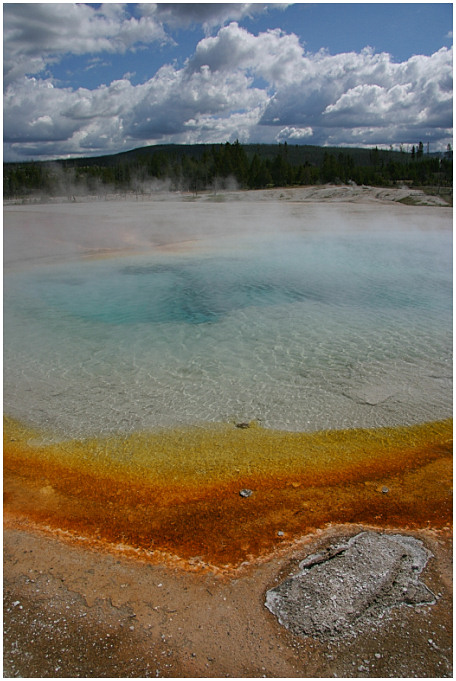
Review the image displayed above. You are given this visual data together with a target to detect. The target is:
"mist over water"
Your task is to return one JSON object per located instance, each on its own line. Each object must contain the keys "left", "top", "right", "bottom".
{"left": 3, "top": 197, "right": 452, "bottom": 437}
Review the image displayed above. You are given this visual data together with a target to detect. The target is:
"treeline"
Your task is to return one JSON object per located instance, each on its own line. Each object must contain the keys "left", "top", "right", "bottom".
{"left": 4, "top": 141, "right": 452, "bottom": 199}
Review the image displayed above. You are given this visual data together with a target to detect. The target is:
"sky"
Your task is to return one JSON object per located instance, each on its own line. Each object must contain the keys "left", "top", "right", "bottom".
{"left": 3, "top": 2, "right": 453, "bottom": 161}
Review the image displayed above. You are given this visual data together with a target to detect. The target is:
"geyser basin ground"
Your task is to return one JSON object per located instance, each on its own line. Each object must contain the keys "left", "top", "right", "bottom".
{"left": 3, "top": 189, "right": 452, "bottom": 567}
{"left": 4, "top": 188, "right": 453, "bottom": 678}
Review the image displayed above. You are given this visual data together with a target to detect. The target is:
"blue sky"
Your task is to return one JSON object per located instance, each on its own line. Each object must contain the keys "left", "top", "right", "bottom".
{"left": 4, "top": 3, "right": 453, "bottom": 161}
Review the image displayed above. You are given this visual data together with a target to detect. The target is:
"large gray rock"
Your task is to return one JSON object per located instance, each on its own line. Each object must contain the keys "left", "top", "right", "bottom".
{"left": 265, "top": 531, "right": 435, "bottom": 639}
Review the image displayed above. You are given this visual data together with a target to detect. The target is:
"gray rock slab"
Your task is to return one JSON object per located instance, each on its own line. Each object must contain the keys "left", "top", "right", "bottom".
{"left": 265, "top": 531, "right": 436, "bottom": 639}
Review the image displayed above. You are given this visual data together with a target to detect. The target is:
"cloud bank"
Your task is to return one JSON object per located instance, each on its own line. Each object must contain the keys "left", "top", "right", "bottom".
{"left": 4, "top": 3, "right": 453, "bottom": 160}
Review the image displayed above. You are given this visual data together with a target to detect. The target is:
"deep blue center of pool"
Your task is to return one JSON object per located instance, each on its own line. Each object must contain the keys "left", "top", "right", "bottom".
{"left": 21, "top": 231, "right": 450, "bottom": 326}
{"left": 4, "top": 228, "right": 452, "bottom": 436}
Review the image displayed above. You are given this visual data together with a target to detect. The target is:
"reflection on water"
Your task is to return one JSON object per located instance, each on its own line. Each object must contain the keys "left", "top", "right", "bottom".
{"left": 4, "top": 227, "right": 452, "bottom": 437}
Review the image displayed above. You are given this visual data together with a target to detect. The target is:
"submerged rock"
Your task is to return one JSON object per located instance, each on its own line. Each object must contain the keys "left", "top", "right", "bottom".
{"left": 265, "top": 531, "right": 435, "bottom": 639}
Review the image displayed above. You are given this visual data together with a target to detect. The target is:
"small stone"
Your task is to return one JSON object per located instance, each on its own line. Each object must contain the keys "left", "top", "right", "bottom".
{"left": 381, "top": 486, "right": 389, "bottom": 494}
{"left": 239, "top": 489, "right": 253, "bottom": 498}
{"left": 277, "top": 531, "right": 284, "bottom": 537}
{"left": 236, "top": 422, "right": 250, "bottom": 429}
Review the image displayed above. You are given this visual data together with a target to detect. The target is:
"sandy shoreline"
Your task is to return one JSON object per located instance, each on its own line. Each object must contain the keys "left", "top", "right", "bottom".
{"left": 4, "top": 186, "right": 452, "bottom": 677}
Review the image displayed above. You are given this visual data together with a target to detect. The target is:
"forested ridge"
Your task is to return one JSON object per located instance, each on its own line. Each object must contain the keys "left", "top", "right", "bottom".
{"left": 4, "top": 141, "right": 452, "bottom": 200}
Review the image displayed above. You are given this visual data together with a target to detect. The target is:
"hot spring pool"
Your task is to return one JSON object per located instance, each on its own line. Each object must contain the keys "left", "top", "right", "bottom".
{"left": 4, "top": 199, "right": 452, "bottom": 438}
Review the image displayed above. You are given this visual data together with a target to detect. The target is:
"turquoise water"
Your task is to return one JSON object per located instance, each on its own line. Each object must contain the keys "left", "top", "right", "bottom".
{"left": 4, "top": 224, "right": 452, "bottom": 437}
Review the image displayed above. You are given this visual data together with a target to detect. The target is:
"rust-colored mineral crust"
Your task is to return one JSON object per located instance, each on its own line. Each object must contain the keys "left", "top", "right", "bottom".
{"left": 4, "top": 417, "right": 452, "bottom": 569}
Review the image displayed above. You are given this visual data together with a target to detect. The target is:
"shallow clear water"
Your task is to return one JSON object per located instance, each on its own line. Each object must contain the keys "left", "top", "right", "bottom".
{"left": 4, "top": 221, "right": 452, "bottom": 437}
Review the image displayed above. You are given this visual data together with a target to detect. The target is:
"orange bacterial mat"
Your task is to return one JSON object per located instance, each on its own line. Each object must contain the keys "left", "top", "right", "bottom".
{"left": 3, "top": 416, "right": 452, "bottom": 569}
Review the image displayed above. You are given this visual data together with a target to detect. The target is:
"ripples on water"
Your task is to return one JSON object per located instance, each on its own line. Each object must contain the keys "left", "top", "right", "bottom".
{"left": 4, "top": 226, "right": 452, "bottom": 437}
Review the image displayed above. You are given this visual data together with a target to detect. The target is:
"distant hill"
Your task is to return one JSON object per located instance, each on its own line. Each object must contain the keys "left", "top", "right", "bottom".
{"left": 42, "top": 142, "right": 403, "bottom": 168}
{"left": 4, "top": 142, "right": 452, "bottom": 199}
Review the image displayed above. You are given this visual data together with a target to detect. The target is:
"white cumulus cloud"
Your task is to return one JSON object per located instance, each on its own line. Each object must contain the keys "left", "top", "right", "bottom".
{"left": 3, "top": 3, "right": 168, "bottom": 87}
{"left": 142, "top": 3, "right": 289, "bottom": 32}
{"left": 3, "top": 5, "right": 453, "bottom": 160}
{"left": 277, "top": 127, "right": 313, "bottom": 142}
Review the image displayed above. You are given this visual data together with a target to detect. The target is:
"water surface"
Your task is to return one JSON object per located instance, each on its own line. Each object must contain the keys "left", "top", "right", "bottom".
{"left": 4, "top": 200, "right": 452, "bottom": 437}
